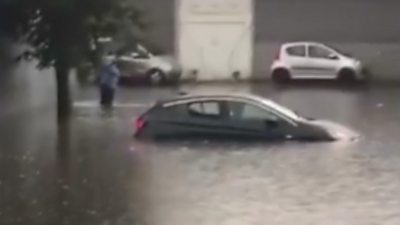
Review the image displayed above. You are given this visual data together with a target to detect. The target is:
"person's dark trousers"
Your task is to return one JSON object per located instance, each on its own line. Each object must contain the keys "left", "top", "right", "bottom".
{"left": 100, "top": 84, "right": 115, "bottom": 108}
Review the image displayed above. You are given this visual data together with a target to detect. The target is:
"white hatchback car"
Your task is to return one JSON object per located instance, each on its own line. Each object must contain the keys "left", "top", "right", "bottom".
{"left": 270, "top": 42, "right": 364, "bottom": 82}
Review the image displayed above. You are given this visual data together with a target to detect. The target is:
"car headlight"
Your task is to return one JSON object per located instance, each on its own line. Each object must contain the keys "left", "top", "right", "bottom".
{"left": 329, "top": 130, "right": 347, "bottom": 140}
{"left": 328, "top": 129, "right": 360, "bottom": 141}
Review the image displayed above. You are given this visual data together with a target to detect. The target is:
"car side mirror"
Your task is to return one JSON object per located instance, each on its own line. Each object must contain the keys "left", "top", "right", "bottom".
{"left": 265, "top": 120, "right": 278, "bottom": 129}
{"left": 131, "top": 52, "right": 140, "bottom": 58}
{"left": 132, "top": 52, "right": 148, "bottom": 58}
{"left": 328, "top": 54, "right": 339, "bottom": 60}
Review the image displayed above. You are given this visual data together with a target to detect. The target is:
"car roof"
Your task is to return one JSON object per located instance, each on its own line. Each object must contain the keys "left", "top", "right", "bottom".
{"left": 281, "top": 41, "right": 325, "bottom": 48}
{"left": 158, "top": 93, "right": 269, "bottom": 105}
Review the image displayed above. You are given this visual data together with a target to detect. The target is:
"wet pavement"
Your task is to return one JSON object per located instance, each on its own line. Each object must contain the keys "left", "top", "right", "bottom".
{"left": 2, "top": 63, "right": 400, "bottom": 225}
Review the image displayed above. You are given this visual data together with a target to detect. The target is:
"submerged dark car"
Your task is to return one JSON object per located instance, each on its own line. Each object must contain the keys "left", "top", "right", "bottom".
{"left": 134, "top": 94, "right": 358, "bottom": 141}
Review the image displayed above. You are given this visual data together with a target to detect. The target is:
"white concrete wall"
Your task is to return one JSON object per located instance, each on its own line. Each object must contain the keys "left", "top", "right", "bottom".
{"left": 176, "top": 0, "right": 254, "bottom": 81}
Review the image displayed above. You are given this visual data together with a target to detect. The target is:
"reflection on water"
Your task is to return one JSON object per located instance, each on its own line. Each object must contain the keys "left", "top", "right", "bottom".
{"left": 2, "top": 72, "right": 400, "bottom": 224}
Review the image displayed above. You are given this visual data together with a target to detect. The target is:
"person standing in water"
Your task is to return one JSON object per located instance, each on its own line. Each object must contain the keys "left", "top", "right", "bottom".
{"left": 99, "top": 55, "right": 121, "bottom": 110}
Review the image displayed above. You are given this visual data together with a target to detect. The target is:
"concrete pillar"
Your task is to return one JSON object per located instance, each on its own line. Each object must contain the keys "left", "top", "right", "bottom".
{"left": 176, "top": 0, "right": 254, "bottom": 81}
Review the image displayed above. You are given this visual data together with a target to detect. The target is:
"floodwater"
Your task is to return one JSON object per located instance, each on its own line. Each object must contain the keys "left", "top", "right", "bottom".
{"left": 1, "top": 62, "right": 400, "bottom": 225}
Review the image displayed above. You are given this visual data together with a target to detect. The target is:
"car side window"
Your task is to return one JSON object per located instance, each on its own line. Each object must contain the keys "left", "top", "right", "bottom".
{"left": 309, "top": 45, "right": 335, "bottom": 59}
{"left": 187, "top": 101, "right": 222, "bottom": 118}
{"left": 132, "top": 51, "right": 148, "bottom": 59}
{"left": 286, "top": 45, "right": 306, "bottom": 57}
{"left": 229, "top": 102, "right": 278, "bottom": 121}
{"left": 160, "top": 104, "right": 186, "bottom": 117}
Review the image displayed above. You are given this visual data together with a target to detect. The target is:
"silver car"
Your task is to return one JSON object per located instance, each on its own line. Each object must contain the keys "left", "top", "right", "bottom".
{"left": 270, "top": 42, "right": 364, "bottom": 82}
{"left": 115, "top": 45, "right": 182, "bottom": 85}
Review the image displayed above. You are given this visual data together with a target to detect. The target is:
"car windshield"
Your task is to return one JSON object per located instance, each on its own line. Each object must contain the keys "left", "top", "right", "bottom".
{"left": 256, "top": 97, "right": 301, "bottom": 121}
{"left": 324, "top": 44, "right": 350, "bottom": 56}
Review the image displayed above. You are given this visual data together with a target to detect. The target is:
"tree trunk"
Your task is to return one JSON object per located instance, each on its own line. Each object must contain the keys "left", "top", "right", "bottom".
{"left": 55, "top": 62, "right": 72, "bottom": 123}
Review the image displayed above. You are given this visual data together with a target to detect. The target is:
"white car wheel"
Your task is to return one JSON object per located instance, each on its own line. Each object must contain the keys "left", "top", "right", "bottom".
{"left": 337, "top": 68, "right": 356, "bottom": 83}
{"left": 272, "top": 69, "right": 291, "bottom": 83}
{"left": 148, "top": 70, "right": 165, "bottom": 85}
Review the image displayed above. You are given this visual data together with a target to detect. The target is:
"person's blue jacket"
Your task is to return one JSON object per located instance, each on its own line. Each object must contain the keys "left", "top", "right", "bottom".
{"left": 100, "top": 63, "right": 120, "bottom": 89}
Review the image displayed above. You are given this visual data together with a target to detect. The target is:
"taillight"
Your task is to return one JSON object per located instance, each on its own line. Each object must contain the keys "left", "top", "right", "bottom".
{"left": 275, "top": 51, "right": 281, "bottom": 60}
{"left": 135, "top": 117, "right": 146, "bottom": 133}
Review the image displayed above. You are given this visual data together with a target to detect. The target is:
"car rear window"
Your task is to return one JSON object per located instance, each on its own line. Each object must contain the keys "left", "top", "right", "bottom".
{"left": 156, "top": 104, "right": 186, "bottom": 117}
{"left": 286, "top": 45, "right": 306, "bottom": 57}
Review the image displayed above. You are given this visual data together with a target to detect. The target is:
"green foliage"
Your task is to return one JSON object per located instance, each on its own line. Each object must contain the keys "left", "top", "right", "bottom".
{"left": 0, "top": 0, "right": 147, "bottom": 119}
{"left": 0, "top": 0, "right": 146, "bottom": 68}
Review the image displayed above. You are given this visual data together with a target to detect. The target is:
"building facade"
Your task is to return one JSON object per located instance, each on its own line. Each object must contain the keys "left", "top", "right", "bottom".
{"left": 141, "top": 0, "right": 400, "bottom": 80}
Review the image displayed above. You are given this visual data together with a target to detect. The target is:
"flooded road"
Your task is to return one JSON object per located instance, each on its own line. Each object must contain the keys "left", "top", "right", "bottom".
{"left": 1, "top": 64, "right": 400, "bottom": 225}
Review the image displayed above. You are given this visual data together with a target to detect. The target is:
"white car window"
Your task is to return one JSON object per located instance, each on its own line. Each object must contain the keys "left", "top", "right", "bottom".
{"left": 309, "top": 45, "right": 335, "bottom": 59}
{"left": 286, "top": 45, "right": 306, "bottom": 57}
